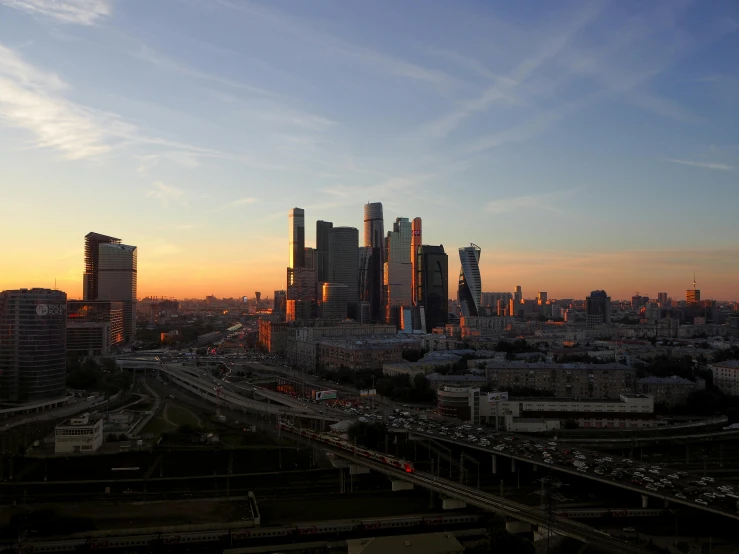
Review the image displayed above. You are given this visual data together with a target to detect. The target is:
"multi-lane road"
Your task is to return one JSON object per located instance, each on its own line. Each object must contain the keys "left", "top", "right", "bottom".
{"left": 406, "top": 422, "right": 739, "bottom": 520}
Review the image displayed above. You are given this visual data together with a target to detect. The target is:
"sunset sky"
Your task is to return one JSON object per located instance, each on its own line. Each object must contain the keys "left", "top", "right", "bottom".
{"left": 1, "top": 0, "right": 738, "bottom": 301}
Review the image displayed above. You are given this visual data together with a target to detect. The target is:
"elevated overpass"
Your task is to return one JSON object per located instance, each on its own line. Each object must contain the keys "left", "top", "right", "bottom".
{"left": 120, "top": 360, "right": 339, "bottom": 423}
{"left": 278, "top": 427, "right": 651, "bottom": 554}
{"left": 409, "top": 430, "right": 739, "bottom": 521}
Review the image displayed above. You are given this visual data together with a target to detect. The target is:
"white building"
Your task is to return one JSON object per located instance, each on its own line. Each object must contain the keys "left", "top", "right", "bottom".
{"left": 710, "top": 360, "right": 739, "bottom": 396}
{"left": 54, "top": 414, "right": 103, "bottom": 454}
{"left": 485, "top": 393, "right": 655, "bottom": 430}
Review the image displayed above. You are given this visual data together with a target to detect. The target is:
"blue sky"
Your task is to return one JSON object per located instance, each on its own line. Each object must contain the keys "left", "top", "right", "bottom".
{"left": 0, "top": 0, "right": 738, "bottom": 300}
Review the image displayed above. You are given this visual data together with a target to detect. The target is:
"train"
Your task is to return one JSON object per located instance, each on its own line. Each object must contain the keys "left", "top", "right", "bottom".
{"left": 1, "top": 514, "right": 481, "bottom": 553}
{"left": 277, "top": 421, "right": 416, "bottom": 473}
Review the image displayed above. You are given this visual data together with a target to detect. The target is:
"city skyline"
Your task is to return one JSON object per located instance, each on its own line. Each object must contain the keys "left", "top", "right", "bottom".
{"left": 1, "top": 1, "right": 738, "bottom": 300}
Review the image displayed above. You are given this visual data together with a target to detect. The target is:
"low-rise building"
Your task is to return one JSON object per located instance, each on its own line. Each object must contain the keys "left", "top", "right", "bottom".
{"left": 484, "top": 362, "right": 634, "bottom": 399}
{"left": 710, "top": 360, "right": 739, "bottom": 396}
{"left": 637, "top": 376, "right": 703, "bottom": 407}
{"left": 54, "top": 414, "right": 103, "bottom": 454}
{"left": 317, "top": 336, "right": 419, "bottom": 371}
{"left": 426, "top": 373, "right": 487, "bottom": 391}
{"left": 437, "top": 386, "right": 481, "bottom": 424}
{"left": 486, "top": 393, "right": 655, "bottom": 430}
{"left": 258, "top": 319, "right": 288, "bottom": 354}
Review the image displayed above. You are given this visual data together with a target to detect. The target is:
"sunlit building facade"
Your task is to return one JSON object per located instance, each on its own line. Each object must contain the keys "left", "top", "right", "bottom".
{"left": 83, "top": 232, "right": 120, "bottom": 301}
{"left": 97, "top": 243, "right": 137, "bottom": 343}
{"left": 66, "top": 300, "right": 124, "bottom": 357}
{"left": 384, "top": 217, "right": 412, "bottom": 325}
{"left": 288, "top": 207, "right": 305, "bottom": 269}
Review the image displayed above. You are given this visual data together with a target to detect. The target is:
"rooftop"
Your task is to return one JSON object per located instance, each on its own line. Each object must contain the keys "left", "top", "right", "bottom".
{"left": 347, "top": 533, "right": 463, "bottom": 554}
{"left": 637, "top": 376, "right": 696, "bottom": 385}
{"left": 426, "top": 373, "right": 487, "bottom": 382}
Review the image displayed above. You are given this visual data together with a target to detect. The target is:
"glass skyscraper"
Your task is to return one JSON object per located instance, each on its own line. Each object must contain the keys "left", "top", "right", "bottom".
{"left": 83, "top": 232, "right": 120, "bottom": 301}
{"left": 329, "top": 227, "right": 359, "bottom": 309}
{"left": 458, "top": 243, "right": 482, "bottom": 317}
{"left": 363, "top": 202, "right": 385, "bottom": 322}
{"left": 384, "top": 217, "right": 412, "bottom": 325}
{"left": 288, "top": 207, "right": 305, "bottom": 269}
{"left": 316, "top": 220, "right": 333, "bottom": 283}
{"left": 97, "top": 243, "right": 137, "bottom": 343}
{"left": 0, "top": 288, "right": 67, "bottom": 403}
{"left": 417, "top": 245, "right": 448, "bottom": 332}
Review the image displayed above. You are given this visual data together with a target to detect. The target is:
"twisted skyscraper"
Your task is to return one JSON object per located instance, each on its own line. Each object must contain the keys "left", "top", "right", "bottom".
{"left": 458, "top": 243, "right": 481, "bottom": 317}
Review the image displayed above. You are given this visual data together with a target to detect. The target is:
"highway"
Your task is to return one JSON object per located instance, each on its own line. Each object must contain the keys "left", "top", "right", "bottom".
{"left": 407, "top": 427, "right": 739, "bottom": 521}
{"left": 280, "top": 428, "right": 652, "bottom": 554}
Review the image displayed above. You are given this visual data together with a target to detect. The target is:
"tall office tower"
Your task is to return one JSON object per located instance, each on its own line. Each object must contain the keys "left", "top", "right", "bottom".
{"left": 657, "top": 292, "right": 668, "bottom": 306}
{"left": 304, "top": 247, "right": 316, "bottom": 270}
{"left": 288, "top": 207, "right": 305, "bottom": 269}
{"left": 411, "top": 217, "right": 422, "bottom": 305}
{"left": 315, "top": 220, "right": 333, "bottom": 283}
{"left": 329, "top": 227, "right": 359, "bottom": 310}
{"left": 254, "top": 292, "right": 261, "bottom": 310}
{"left": 585, "top": 290, "right": 612, "bottom": 328}
{"left": 67, "top": 300, "right": 124, "bottom": 356}
{"left": 417, "top": 245, "right": 448, "bottom": 331}
{"left": 83, "top": 232, "right": 121, "bottom": 300}
{"left": 0, "top": 288, "right": 67, "bottom": 402}
{"left": 458, "top": 243, "right": 482, "bottom": 317}
{"left": 322, "top": 283, "right": 348, "bottom": 321}
{"left": 514, "top": 285, "right": 523, "bottom": 304}
{"left": 286, "top": 268, "right": 316, "bottom": 321}
{"left": 537, "top": 292, "right": 548, "bottom": 305}
{"left": 357, "top": 246, "right": 372, "bottom": 317}
{"left": 363, "top": 202, "right": 385, "bottom": 322}
{"left": 686, "top": 274, "right": 700, "bottom": 304}
{"left": 96, "top": 243, "right": 137, "bottom": 343}
{"left": 273, "top": 290, "right": 287, "bottom": 315}
{"left": 384, "top": 217, "right": 413, "bottom": 325}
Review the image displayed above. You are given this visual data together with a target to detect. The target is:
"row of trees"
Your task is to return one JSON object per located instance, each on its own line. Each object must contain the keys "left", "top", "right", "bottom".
{"left": 66, "top": 356, "right": 132, "bottom": 396}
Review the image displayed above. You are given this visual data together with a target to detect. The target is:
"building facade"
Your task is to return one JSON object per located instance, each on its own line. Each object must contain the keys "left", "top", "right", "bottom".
{"left": 97, "top": 243, "right": 137, "bottom": 343}
{"left": 83, "top": 232, "right": 121, "bottom": 301}
{"left": 329, "top": 227, "right": 359, "bottom": 306}
{"left": 417, "top": 245, "right": 448, "bottom": 332}
{"left": 484, "top": 362, "right": 634, "bottom": 399}
{"left": 437, "top": 386, "right": 481, "bottom": 424}
{"left": 411, "top": 217, "right": 422, "bottom": 306}
{"left": 66, "top": 300, "right": 124, "bottom": 357}
{"left": 709, "top": 360, "right": 739, "bottom": 396}
{"left": 458, "top": 244, "right": 482, "bottom": 317}
{"left": 54, "top": 414, "right": 103, "bottom": 454}
{"left": 288, "top": 207, "right": 305, "bottom": 269}
{"left": 321, "top": 283, "right": 348, "bottom": 320}
{"left": 0, "top": 288, "right": 67, "bottom": 403}
{"left": 384, "top": 217, "right": 412, "bottom": 325}
{"left": 585, "top": 290, "right": 611, "bottom": 328}
{"left": 258, "top": 319, "right": 288, "bottom": 354}
{"left": 363, "top": 202, "right": 385, "bottom": 323}
{"left": 316, "top": 220, "right": 333, "bottom": 283}
{"left": 636, "top": 376, "right": 702, "bottom": 407}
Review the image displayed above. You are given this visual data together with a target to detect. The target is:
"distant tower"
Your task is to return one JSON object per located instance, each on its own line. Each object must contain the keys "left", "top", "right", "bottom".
{"left": 255, "top": 292, "right": 261, "bottom": 310}
{"left": 288, "top": 208, "right": 305, "bottom": 269}
{"left": 458, "top": 244, "right": 482, "bottom": 317}
{"left": 83, "top": 232, "right": 121, "bottom": 300}
{"left": 411, "top": 217, "right": 422, "bottom": 305}
{"left": 363, "top": 202, "right": 385, "bottom": 322}
{"left": 686, "top": 273, "right": 701, "bottom": 304}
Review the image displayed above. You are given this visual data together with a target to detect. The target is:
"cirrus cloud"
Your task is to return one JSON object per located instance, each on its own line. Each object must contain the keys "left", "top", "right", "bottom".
{"left": 0, "top": 0, "right": 112, "bottom": 25}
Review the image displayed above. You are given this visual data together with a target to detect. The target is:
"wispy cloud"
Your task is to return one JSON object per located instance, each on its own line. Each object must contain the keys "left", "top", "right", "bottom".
{"left": 667, "top": 159, "right": 734, "bottom": 172}
{"left": 0, "top": 0, "right": 111, "bottom": 25}
{"left": 146, "top": 181, "right": 188, "bottom": 207}
{"left": 486, "top": 188, "right": 582, "bottom": 215}
{"left": 214, "top": 0, "right": 463, "bottom": 93}
{"left": 0, "top": 43, "right": 228, "bottom": 162}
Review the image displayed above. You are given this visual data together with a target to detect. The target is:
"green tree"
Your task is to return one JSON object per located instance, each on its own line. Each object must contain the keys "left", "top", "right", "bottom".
{"left": 347, "top": 421, "right": 388, "bottom": 450}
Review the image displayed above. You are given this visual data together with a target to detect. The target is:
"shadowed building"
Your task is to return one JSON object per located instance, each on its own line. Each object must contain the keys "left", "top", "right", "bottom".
{"left": 97, "top": 243, "right": 137, "bottom": 343}
{"left": 83, "top": 232, "right": 120, "bottom": 301}
{"left": 0, "top": 288, "right": 67, "bottom": 403}
{"left": 364, "top": 202, "right": 385, "bottom": 322}
{"left": 417, "top": 245, "right": 448, "bottom": 332}
{"left": 458, "top": 243, "right": 481, "bottom": 317}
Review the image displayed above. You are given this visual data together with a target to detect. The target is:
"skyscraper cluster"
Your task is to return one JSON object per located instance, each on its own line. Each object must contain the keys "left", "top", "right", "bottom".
{"left": 285, "top": 203, "right": 451, "bottom": 332}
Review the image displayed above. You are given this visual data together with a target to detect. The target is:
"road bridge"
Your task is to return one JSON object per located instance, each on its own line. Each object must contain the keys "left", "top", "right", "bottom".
{"left": 409, "top": 430, "right": 739, "bottom": 521}
{"left": 279, "top": 428, "right": 651, "bottom": 554}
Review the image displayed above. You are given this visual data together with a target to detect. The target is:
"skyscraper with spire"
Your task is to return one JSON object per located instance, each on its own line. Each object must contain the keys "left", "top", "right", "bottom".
{"left": 686, "top": 273, "right": 701, "bottom": 304}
